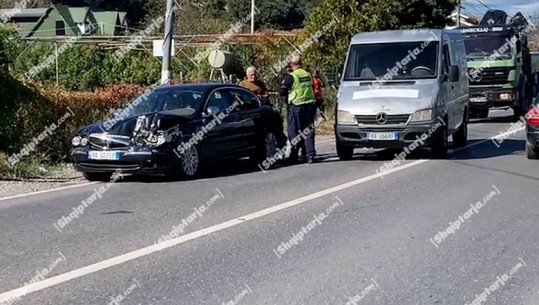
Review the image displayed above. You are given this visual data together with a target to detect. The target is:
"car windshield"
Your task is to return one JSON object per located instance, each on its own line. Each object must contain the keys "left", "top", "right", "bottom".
{"left": 344, "top": 41, "right": 439, "bottom": 81}
{"left": 463, "top": 32, "right": 513, "bottom": 60}
{"left": 123, "top": 89, "right": 205, "bottom": 117}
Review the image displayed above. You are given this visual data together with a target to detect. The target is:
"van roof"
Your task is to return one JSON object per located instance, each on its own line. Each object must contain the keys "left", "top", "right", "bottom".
{"left": 350, "top": 29, "right": 443, "bottom": 44}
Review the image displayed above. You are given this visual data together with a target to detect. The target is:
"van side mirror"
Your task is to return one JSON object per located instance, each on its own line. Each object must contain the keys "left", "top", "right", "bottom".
{"left": 448, "top": 65, "right": 459, "bottom": 82}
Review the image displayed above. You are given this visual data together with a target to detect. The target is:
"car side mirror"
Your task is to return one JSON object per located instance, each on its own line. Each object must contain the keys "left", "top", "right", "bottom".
{"left": 448, "top": 65, "right": 459, "bottom": 82}
{"left": 205, "top": 106, "right": 220, "bottom": 117}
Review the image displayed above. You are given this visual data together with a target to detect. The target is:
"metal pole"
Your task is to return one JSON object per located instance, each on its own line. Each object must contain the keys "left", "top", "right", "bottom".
{"left": 161, "top": 0, "right": 174, "bottom": 85}
{"left": 55, "top": 42, "right": 59, "bottom": 86}
{"left": 251, "top": 0, "right": 255, "bottom": 34}
{"left": 456, "top": 0, "right": 461, "bottom": 27}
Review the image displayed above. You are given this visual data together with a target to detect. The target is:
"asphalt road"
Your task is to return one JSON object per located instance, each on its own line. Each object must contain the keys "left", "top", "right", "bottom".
{"left": 1, "top": 109, "right": 538, "bottom": 305}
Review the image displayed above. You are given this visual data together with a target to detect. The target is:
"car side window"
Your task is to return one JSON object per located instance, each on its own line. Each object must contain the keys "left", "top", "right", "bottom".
{"left": 206, "top": 89, "right": 234, "bottom": 113}
{"left": 230, "top": 89, "right": 260, "bottom": 111}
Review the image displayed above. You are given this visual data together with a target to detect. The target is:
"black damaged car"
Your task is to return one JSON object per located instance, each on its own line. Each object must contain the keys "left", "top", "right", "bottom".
{"left": 71, "top": 83, "right": 287, "bottom": 181}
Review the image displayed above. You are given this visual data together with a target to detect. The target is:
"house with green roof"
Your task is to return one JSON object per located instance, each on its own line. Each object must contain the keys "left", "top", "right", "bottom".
{"left": 0, "top": 4, "right": 127, "bottom": 38}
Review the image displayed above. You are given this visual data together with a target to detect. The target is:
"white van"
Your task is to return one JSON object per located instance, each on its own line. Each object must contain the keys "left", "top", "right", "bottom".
{"left": 335, "top": 29, "right": 469, "bottom": 159}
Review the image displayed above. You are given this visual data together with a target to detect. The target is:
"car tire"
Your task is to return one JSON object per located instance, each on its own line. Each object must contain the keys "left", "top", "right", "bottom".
{"left": 431, "top": 126, "right": 448, "bottom": 159}
{"left": 453, "top": 112, "right": 468, "bottom": 148}
{"left": 336, "top": 142, "right": 354, "bottom": 160}
{"left": 83, "top": 172, "right": 112, "bottom": 182}
{"left": 176, "top": 144, "right": 200, "bottom": 178}
{"left": 527, "top": 144, "right": 539, "bottom": 160}
{"left": 250, "top": 131, "right": 281, "bottom": 167}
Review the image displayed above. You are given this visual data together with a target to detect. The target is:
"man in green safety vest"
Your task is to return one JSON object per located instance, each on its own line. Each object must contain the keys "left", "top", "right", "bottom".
{"left": 279, "top": 56, "right": 318, "bottom": 164}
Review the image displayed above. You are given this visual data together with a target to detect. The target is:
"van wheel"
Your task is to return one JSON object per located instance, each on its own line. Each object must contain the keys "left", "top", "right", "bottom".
{"left": 431, "top": 126, "right": 448, "bottom": 159}
{"left": 453, "top": 112, "right": 468, "bottom": 148}
{"left": 527, "top": 144, "right": 539, "bottom": 160}
{"left": 336, "top": 142, "right": 354, "bottom": 160}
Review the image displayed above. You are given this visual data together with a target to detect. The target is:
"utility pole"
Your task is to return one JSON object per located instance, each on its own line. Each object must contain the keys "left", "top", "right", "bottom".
{"left": 161, "top": 0, "right": 174, "bottom": 85}
{"left": 250, "top": 0, "right": 255, "bottom": 34}
{"left": 456, "top": 0, "right": 461, "bottom": 27}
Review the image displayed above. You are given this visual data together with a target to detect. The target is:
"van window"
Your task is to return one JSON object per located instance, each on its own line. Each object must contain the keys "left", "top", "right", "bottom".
{"left": 344, "top": 41, "right": 439, "bottom": 81}
{"left": 442, "top": 44, "right": 450, "bottom": 73}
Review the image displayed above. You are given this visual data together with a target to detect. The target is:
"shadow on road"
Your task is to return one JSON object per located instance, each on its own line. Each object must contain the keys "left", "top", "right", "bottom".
{"left": 469, "top": 113, "right": 514, "bottom": 124}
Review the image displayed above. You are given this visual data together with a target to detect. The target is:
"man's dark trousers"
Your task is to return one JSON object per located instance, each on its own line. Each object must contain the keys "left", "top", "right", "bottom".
{"left": 291, "top": 103, "right": 317, "bottom": 158}
{"left": 287, "top": 104, "right": 301, "bottom": 159}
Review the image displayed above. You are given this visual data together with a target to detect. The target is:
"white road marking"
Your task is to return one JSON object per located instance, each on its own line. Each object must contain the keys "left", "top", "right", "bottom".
{"left": 0, "top": 127, "right": 526, "bottom": 302}
{"left": 0, "top": 159, "right": 429, "bottom": 302}
{"left": 0, "top": 182, "right": 98, "bottom": 202}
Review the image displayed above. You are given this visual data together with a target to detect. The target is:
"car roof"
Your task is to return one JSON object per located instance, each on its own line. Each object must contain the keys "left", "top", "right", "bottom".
{"left": 153, "top": 83, "right": 245, "bottom": 92}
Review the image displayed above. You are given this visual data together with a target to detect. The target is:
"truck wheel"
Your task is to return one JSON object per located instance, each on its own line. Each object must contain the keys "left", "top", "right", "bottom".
{"left": 527, "top": 144, "right": 539, "bottom": 160}
{"left": 336, "top": 142, "right": 354, "bottom": 160}
{"left": 431, "top": 126, "right": 448, "bottom": 159}
{"left": 83, "top": 172, "right": 112, "bottom": 182}
{"left": 453, "top": 112, "right": 468, "bottom": 148}
{"left": 477, "top": 109, "right": 489, "bottom": 119}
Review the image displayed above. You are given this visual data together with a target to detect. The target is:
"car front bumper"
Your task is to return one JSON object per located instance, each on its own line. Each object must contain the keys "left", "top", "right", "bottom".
{"left": 526, "top": 125, "right": 539, "bottom": 149}
{"left": 335, "top": 120, "right": 444, "bottom": 149}
{"left": 71, "top": 147, "right": 180, "bottom": 174}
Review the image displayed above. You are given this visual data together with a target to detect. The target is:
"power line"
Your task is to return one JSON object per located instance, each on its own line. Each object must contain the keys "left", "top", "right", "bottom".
{"left": 473, "top": 0, "right": 491, "bottom": 11}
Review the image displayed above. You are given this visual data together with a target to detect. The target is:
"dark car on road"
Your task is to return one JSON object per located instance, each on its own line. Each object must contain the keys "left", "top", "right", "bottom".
{"left": 526, "top": 97, "right": 539, "bottom": 159}
{"left": 71, "top": 83, "right": 287, "bottom": 181}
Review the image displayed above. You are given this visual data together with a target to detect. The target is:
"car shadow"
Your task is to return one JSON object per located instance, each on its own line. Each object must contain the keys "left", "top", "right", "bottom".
{"left": 113, "top": 158, "right": 264, "bottom": 183}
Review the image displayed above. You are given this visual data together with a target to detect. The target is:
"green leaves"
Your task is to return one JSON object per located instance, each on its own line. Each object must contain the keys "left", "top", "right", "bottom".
{"left": 301, "top": 0, "right": 457, "bottom": 73}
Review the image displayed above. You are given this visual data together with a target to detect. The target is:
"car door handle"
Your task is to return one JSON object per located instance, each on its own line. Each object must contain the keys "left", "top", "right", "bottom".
{"left": 451, "top": 84, "right": 455, "bottom": 89}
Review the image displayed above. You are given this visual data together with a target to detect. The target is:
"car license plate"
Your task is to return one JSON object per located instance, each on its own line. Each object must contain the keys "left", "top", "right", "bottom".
{"left": 367, "top": 132, "right": 398, "bottom": 140}
{"left": 88, "top": 151, "right": 121, "bottom": 160}
{"left": 470, "top": 97, "right": 487, "bottom": 102}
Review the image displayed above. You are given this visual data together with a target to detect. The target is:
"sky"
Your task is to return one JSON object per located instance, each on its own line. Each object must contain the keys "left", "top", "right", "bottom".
{"left": 462, "top": 0, "right": 539, "bottom": 18}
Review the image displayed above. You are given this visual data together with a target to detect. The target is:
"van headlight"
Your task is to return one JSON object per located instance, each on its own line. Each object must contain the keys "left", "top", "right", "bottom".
{"left": 337, "top": 110, "right": 356, "bottom": 124}
{"left": 410, "top": 108, "right": 434, "bottom": 122}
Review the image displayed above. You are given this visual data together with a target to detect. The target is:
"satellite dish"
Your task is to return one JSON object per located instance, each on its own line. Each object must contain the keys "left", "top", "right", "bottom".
{"left": 208, "top": 50, "right": 234, "bottom": 69}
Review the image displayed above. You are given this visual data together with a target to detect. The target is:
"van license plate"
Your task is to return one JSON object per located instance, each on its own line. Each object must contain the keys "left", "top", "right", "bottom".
{"left": 88, "top": 151, "right": 121, "bottom": 160}
{"left": 367, "top": 132, "right": 398, "bottom": 140}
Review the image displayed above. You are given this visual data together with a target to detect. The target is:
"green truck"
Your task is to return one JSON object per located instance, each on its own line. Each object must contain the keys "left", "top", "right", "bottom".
{"left": 458, "top": 10, "right": 534, "bottom": 121}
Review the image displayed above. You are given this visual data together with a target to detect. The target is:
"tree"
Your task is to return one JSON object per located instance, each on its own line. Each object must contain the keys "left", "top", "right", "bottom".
{"left": 301, "top": 0, "right": 457, "bottom": 73}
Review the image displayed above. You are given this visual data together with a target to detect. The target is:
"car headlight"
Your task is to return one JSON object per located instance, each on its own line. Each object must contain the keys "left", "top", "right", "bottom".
{"left": 337, "top": 110, "right": 356, "bottom": 124}
{"left": 80, "top": 137, "right": 88, "bottom": 146}
{"left": 71, "top": 136, "right": 81, "bottom": 146}
{"left": 410, "top": 108, "right": 434, "bottom": 122}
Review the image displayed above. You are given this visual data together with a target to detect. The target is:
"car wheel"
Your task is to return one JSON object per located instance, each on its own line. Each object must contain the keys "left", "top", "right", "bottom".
{"left": 527, "top": 144, "right": 539, "bottom": 160}
{"left": 251, "top": 131, "right": 281, "bottom": 167}
{"left": 178, "top": 144, "right": 200, "bottom": 178}
{"left": 431, "top": 126, "right": 448, "bottom": 159}
{"left": 336, "top": 142, "right": 354, "bottom": 160}
{"left": 83, "top": 172, "right": 112, "bottom": 182}
{"left": 453, "top": 112, "right": 468, "bottom": 148}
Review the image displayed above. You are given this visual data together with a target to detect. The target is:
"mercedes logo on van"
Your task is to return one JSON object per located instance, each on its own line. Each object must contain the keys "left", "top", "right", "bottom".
{"left": 375, "top": 112, "right": 388, "bottom": 124}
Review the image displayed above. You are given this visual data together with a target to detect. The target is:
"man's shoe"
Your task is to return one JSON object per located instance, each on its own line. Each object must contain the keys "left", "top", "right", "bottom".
{"left": 307, "top": 156, "right": 316, "bottom": 164}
